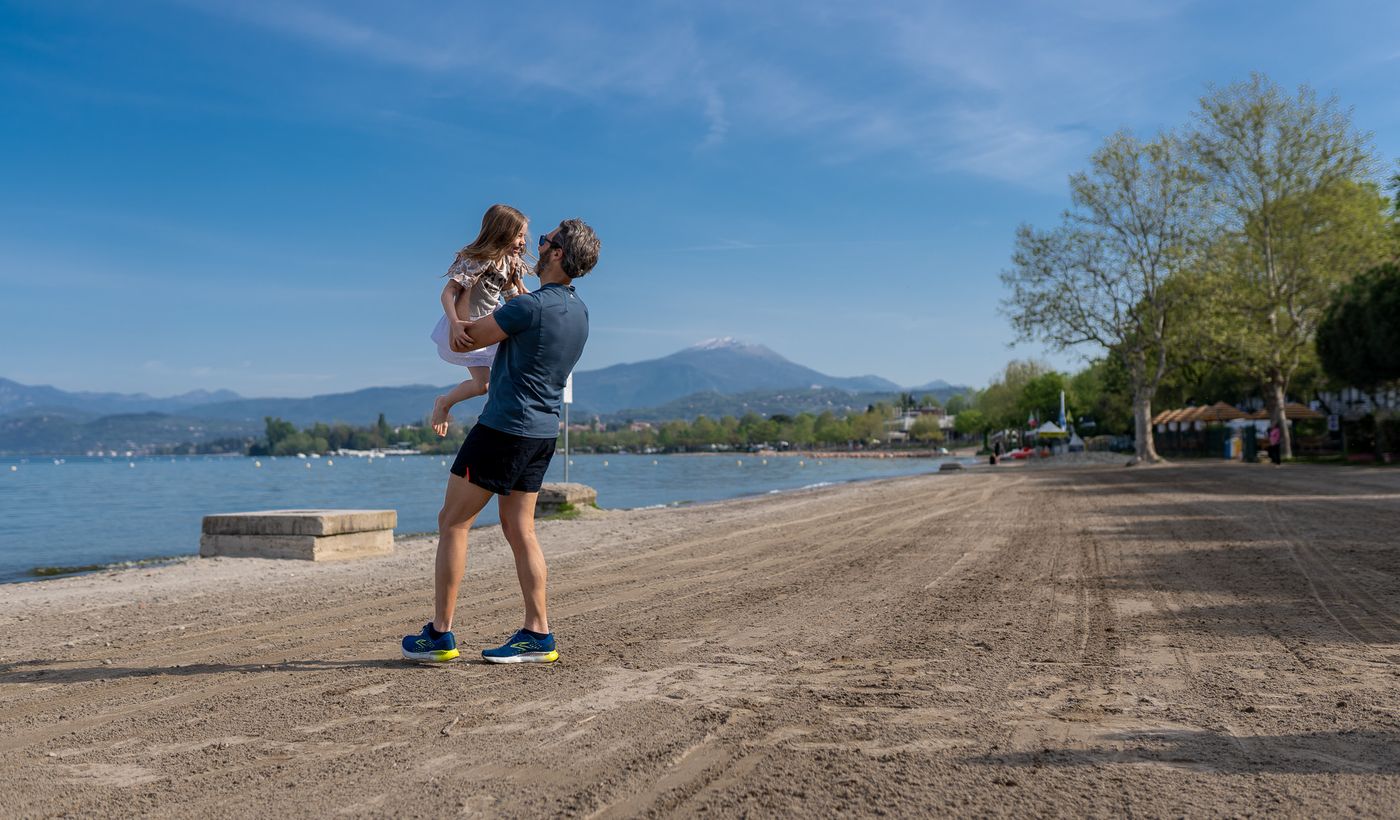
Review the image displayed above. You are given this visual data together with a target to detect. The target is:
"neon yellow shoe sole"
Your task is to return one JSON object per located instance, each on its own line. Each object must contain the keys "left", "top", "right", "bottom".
{"left": 402, "top": 647, "right": 460, "bottom": 663}
{"left": 481, "top": 649, "right": 559, "bottom": 664}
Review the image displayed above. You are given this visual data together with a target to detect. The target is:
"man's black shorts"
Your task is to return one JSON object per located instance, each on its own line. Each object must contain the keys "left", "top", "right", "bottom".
{"left": 450, "top": 423, "right": 557, "bottom": 495}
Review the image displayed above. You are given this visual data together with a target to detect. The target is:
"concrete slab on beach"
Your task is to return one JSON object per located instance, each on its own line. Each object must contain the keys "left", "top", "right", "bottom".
{"left": 3, "top": 464, "right": 1399, "bottom": 816}
{"left": 199, "top": 509, "right": 396, "bottom": 560}
{"left": 201, "top": 509, "right": 397, "bottom": 537}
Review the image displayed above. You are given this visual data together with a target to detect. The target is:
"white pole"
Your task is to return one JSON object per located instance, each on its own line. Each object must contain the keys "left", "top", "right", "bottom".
{"left": 562, "top": 372, "right": 573, "bottom": 483}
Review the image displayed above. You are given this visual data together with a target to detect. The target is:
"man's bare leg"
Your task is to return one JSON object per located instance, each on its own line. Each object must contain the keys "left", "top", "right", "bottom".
{"left": 431, "top": 366, "right": 492, "bottom": 436}
{"left": 497, "top": 490, "right": 549, "bottom": 634}
{"left": 432, "top": 473, "right": 494, "bottom": 632}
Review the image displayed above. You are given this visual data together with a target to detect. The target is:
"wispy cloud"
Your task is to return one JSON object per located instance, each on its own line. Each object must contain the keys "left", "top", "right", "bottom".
{"left": 173, "top": 0, "right": 1195, "bottom": 188}
{"left": 201, "top": 2, "right": 463, "bottom": 72}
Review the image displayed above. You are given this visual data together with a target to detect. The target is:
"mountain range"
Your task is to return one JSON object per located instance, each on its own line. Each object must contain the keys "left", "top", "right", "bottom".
{"left": 0, "top": 379, "right": 240, "bottom": 418}
{"left": 1, "top": 339, "right": 969, "bottom": 453}
{"left": 571, "top": 338, "right": 902, "bottom": 413}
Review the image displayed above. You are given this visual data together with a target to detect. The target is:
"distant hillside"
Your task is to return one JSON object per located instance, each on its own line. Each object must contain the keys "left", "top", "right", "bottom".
{"left": 908, "top": 379, "right": 956, "bottom": 394}
{"left": 0, "top": 411, "right": 260, "bottom": 456}
{"left": 0, "top": 378, "right": 240, "bottom": 417}
{"left": 607, "top": 388, "right": 895, "bottom": 423}
{"left": 0, "top": 340, "right": 972, "bottom": 452}
{"left": 603, "top": 383, "right": 970, "bottom": 423}
{"left": 571, "top": 338, "right": 901, "bottom": 413}
{"left": 191, "top": 385, "right": 484, "bottom": 428}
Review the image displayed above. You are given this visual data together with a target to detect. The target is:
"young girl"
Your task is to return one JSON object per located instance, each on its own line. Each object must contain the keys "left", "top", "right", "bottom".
{"left": 429, "top": 204, "right": 532, "bottom": 436}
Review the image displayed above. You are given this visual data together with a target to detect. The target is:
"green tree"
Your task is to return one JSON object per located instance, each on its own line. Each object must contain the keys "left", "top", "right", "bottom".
{"left": 1317, "top": 262, "right": 1400, "bottom": 387}
{"left": 657, "top": 420, "right": 688, "bottom": 450}
{"left": 944, "top": 393, "right": 971, "bottom": 416}
{"left": 909, "top": 415, "right": 945, "bottom": 444}
{"left": 689, "top": 415, "right": 721, "bottom": 447}
{"left": 848, "top": 408, "right": 886, "bottom": 444}
{"left": 1070, "top": 359, "right": 1132, "bottom": 435}
{"left": 788, "top": 413, "right": 815, "bottom": 446}
{"left": 1018, "top": 372, "right": 1073, "bottom": 428}
{"left": 813, "top": 412, "right": 848, "bottom": 446}
{"left": 979, "top": 360, "right": 1051, "bottom": 431}
{"left": 1190, "top": 74, "right": 1391, "bottom": 458}
{"left": 263, "top": 416, "right": 297, "bottom": 451}
{"left": 1003, "top": 130, "right": 1206, "bottom": 463}
{"left": 954, "top": 408, "right": 989, "bottom": 439}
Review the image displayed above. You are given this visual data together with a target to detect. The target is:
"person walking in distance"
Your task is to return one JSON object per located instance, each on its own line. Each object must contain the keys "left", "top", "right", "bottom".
{"left": 1267, "top": 421, "right": 1283, "bottom": 466}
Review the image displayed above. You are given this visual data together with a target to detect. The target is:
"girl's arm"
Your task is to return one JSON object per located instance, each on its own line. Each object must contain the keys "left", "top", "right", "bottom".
{"left": 440, "top": 280, "right": 464, "bottom": 319}
{"left": 440, "top": 281, "right": 470, "bottom": 348}
{"left": 503, "top": 256, "right": 528, "bottom": 300}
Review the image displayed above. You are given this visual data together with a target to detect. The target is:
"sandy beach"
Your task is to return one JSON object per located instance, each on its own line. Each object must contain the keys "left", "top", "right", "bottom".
{"left": 2, "top": 461, "right": 1399, "bottom": 817}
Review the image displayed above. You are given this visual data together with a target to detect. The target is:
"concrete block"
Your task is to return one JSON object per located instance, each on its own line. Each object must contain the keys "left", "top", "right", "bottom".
{"left": 938, "top": 462, "right": 966, "bottom": 472}
{"left": 202, "top": 509, "right": 396, "bottom": 537}
{"left": 200, "top": 528, "right": 394, "bottom": 561}
{"left": 536, "top": 483, "right": 597, "bottom": 514}
{"left": 199, "top": 509, "right": 396, "bottom": 561}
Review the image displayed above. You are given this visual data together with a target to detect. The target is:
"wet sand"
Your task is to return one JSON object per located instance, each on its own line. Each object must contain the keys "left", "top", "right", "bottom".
{"left": 2, "top": 462, "right": 1398, "bottom": 817}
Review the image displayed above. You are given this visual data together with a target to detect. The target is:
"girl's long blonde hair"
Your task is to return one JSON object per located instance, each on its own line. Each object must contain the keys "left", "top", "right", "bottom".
{"left": 452, "top": 204, "right": 528, "bottom": 268}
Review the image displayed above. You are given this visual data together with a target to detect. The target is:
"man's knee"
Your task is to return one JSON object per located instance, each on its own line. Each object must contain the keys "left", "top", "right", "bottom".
{"left": 439, "top": 503, "right": 476, "bottom": 532}
{"left": 499, "top": 514, "right": 535, "bottom": 545}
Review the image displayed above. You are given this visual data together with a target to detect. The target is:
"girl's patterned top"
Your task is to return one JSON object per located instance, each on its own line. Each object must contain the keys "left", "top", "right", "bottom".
{"left": 446, "top": 255, "right": 527, "bottom": 322}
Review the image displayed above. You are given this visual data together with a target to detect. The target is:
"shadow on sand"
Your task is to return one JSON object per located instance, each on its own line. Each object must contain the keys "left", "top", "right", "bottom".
{"left": 0, "top": 655, "right": 502, "bottom": 685}
{"left": 967, "top": 728, "right": 1400, "bottom": 775}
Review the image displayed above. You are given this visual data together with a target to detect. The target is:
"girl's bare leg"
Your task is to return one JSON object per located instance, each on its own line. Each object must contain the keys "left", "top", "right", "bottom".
{"left": 431, "top": 366, "right": 493, "bottom": 436}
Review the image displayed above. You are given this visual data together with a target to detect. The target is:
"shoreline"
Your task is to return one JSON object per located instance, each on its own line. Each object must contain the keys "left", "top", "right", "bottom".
{"left": 1, "top": 458, "right": 975, "bottom": 585}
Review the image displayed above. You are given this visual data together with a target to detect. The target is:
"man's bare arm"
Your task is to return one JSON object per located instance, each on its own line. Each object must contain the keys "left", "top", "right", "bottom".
{"left": 461, "top": 314, "right": 509, "bottom": 351}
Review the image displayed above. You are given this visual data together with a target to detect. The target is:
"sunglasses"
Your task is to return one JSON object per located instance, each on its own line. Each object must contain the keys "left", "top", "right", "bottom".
{"left": 538, "top": 227, "right": 569, "bottom": 249}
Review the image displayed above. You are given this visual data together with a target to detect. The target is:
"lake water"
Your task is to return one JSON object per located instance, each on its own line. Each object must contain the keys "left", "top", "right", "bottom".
{"left": 0, "top": 452, "right": 965, "bottom": 583}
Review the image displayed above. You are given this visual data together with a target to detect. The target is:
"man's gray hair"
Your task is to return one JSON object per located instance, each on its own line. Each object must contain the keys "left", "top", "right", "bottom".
{"left": 557, "top": 219, "right": 600, "bottom": 279}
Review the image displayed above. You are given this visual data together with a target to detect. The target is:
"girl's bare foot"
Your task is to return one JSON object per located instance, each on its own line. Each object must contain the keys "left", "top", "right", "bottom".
{"left": 431, "top": 395, "right": 453, "bottom": 437}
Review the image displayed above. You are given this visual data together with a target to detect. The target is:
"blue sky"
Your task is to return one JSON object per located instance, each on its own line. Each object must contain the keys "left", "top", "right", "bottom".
{"left": 2, "top": 1, "right": 1397, "bottom": 397}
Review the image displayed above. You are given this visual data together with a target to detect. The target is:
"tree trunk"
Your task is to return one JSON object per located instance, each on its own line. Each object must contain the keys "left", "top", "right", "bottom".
{"left": 1131, "top": 389, "right": 1160, "bottom": 465}
{"left": 1265, "top": 379, "right": 1292, "bottom": 460}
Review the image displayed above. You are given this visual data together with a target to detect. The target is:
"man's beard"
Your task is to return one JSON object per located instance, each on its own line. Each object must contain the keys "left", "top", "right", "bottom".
{"left": 534, "top": 252, "right": 549, "bottom": 277}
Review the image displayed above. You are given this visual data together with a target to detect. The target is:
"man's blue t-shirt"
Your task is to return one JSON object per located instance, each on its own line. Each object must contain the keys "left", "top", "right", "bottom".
{"left": 478, "top": 283, "right": 589, "bottom": 439}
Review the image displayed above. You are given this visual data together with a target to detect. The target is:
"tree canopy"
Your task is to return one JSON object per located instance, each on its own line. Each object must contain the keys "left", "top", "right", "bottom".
{"left": 1317, "top": 262, "right": 1400, "bottom": 387}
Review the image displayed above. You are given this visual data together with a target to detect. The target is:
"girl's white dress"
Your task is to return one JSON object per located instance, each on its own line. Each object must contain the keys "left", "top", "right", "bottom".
{"left": 430, "top": 255, "right": 523, "bottom": 367}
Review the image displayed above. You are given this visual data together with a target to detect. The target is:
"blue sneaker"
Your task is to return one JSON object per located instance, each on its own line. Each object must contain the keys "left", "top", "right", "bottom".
{"left": 481, "top": 629, "right": 559, "bottom": 664}
{"left": 401, "top": 623, "right": 459, "bottom": 663}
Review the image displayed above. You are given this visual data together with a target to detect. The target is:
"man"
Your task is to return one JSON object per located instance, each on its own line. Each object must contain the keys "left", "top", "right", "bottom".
{"left": 401, "top": 218, "right": 600, "bottom": 664}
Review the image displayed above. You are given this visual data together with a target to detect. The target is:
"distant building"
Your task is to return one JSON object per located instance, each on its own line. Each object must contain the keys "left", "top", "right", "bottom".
{"left": 888, "top": 408, "right": 955, "bottom": 434}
